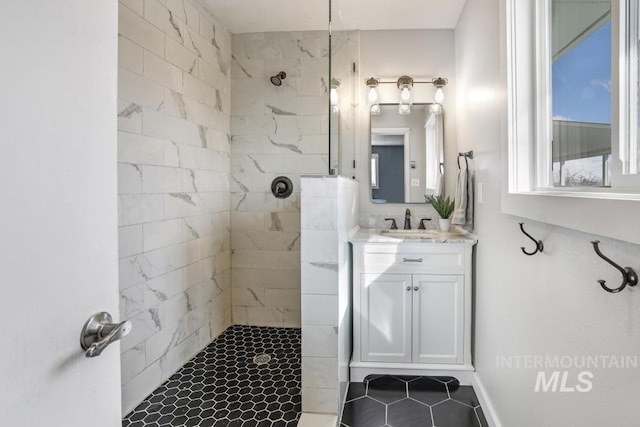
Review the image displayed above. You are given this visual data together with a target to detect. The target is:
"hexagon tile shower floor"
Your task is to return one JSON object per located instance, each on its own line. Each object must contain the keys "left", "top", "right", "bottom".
{"left": 122, "top": 325, "right": 301, "bottom": 427}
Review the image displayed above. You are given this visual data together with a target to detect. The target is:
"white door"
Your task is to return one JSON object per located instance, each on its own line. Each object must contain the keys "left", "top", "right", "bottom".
{"left": 0, "top": 2, "right": 120, "bottom": 426}
{"left": 361, "top": 274, "right": 412, "bottom": 362}
{"left": 412, "top": 275, "right": 464, "bottom": 364}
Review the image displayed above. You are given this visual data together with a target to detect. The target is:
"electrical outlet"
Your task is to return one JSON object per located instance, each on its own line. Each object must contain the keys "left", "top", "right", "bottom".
{"left": 411, "top": 178, "right": 420, "bottom": 187}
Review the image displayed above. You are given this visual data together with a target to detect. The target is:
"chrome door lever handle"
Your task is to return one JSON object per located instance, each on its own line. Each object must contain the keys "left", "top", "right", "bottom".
{"left": 80, "top": 312, "right": 132, "bottom": 358}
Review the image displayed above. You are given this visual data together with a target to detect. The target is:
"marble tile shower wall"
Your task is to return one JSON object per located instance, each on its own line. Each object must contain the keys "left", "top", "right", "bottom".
{"left": 117, "top": 0, "right": 232, "bottom": 414}
{"left": 230, "top": 32, "right": 330, "bottom": 327}
{"left": 300, "top": 176, "right": 359, "bottom": 415}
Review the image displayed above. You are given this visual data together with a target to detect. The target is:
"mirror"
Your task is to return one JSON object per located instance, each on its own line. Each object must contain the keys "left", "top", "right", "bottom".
{"left": 370, "top": 104, "right": 444, "bottom": 204}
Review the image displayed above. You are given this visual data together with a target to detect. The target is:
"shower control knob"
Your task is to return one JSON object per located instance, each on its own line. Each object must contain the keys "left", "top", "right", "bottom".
{"left": 271, "top": 176, "right": 293, "bottom": 199}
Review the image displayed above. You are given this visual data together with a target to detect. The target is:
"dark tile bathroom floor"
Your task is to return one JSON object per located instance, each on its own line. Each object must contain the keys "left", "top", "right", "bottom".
{"left": 340, "top": 375, "right": 488, "bottom": 427}
{"left": 122, "top": 325, "right": 301, "bottom": 427}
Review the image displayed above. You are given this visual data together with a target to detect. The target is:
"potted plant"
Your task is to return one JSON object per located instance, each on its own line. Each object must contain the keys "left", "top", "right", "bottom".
{"left": 425, "top": 194, "right": 455, "bottom": 231}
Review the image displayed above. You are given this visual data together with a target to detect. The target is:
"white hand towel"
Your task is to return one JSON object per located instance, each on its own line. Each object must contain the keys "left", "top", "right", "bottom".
{"left": 451, "top": 168, "right": 468, "bottom": 225}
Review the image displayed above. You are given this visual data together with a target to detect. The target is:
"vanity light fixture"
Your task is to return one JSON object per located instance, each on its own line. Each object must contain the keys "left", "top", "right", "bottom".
{"left": 330, "top": 78, "right": 340, "bottom": 113}
{"left": 432, "top": 77, "right": 447, "bottom": 103}
{"left": 366, "top": 77, "right": 379, "bottom": 103}
{"left": 364, "top": 75, "right": 449, "bottom": 115}
{"left": 366, "top": 77, "right": 381, "bottom": 115}
{"left": 397, "top": 75, "right": 414, "bottom": 114}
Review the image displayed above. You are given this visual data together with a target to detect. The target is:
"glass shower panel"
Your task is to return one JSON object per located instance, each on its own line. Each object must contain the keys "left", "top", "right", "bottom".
{"left": 329, "top": 0, "right": 358, "bottom": 177}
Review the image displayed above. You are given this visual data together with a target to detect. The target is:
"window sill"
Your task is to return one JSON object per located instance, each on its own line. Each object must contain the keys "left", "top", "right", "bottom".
{"left": 529, "top": 188, "right": 640, "bottom": 200}
{"left": 502, "top": 190, "right": 640, "bottom": 244}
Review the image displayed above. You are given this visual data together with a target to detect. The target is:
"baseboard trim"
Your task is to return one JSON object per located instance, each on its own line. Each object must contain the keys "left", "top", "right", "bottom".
{"left": 298, "top": 413, "right": 338, "bottom": 427}
{"left": 350, "top": 362, "right": 475, "bottom": 384}
{"left": 472, "top": 373, "right": 502, "bottom": 427}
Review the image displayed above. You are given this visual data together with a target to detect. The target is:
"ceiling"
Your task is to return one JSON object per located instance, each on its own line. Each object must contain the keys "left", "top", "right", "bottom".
{"left": 199, "top": 0, "right": 468, "bottom": 34}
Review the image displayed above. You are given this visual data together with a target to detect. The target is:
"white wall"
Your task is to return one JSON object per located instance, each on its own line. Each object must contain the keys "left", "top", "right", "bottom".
{"left": 358, "top": 30, "right": 457, "bottom": 227}
{"left": 456, "top": 0, "right": 640, "bottom": 425}
{"left": 230, "top": 31, "right": 329, "bottom": 327}
{"left": 117, "top": 0, "right": 232, "bottom": 414}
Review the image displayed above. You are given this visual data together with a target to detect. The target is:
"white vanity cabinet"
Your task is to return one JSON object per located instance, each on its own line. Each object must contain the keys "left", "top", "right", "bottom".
{"left": 350, "top": 230, "right": 477, "bottom": 383}
{"left": 360, "top": 273, "right": 464, "bottom": 365}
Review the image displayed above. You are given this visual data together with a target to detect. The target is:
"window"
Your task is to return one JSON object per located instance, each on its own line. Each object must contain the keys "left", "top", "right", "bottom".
{"left": 551, "top": 5, "right": 612, "bottom": 187}
{"left": 504, "top": 0, "right": 640, "bottom": 244}
{"left": 507, "top": 0, "right": 640, "bottom": 192}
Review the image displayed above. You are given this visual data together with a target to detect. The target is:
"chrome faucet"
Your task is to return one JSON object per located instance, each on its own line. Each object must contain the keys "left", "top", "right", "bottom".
{"left": 404, "top": 208, "right": 411, "bottom": 229}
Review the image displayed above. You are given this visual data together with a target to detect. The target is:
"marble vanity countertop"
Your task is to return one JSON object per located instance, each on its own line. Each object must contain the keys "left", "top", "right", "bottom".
{"left": 350, "top": 227, "right": 478, "bottom": 244}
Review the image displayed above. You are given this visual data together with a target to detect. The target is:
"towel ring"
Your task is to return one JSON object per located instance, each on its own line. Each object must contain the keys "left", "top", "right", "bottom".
{"left": 457, "top": 151, "right": 474, "bottom": 170}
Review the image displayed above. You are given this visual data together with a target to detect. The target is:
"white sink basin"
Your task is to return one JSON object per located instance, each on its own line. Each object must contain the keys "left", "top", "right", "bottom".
{"left": 379, "top": 229, "right": 470, "bottom": 240}
{"left": 379, "top": 229, "right": 442, "bottom": 238}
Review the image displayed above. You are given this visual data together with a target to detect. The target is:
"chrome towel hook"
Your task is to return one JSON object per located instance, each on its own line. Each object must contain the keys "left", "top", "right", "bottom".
{"left": 519, "top": 222, "right": 543, "bottom": 256}
{"left": 591, "top": 241, "right": 638, "bottom": 293}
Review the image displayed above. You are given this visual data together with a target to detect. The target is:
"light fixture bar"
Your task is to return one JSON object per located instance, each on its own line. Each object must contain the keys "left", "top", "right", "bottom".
{"left": 367, "top": 77, "right": 448, "bottom": 86}
{"left": 365, "top": 76, "right": 448, "bottom": 113}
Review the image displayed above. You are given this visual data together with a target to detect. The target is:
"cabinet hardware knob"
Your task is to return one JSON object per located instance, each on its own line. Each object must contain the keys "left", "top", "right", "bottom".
{"left": 406, "top": 286, "right": 411, "bottom": 291}
{"left": 403, "top": 258, "right": 423, "bottom": 263}
{"left": 414, "top": 286, "right": 419, "bottom": 291}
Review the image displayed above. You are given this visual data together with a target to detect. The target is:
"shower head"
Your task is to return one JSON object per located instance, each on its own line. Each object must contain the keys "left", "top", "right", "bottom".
{"left": 270, "top": 71, "right": 286, "bottom": 86}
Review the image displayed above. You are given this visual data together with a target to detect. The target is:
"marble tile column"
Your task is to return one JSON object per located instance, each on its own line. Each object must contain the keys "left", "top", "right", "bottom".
{"left": 301, "top": 176, "right": 359, "bottom": 414}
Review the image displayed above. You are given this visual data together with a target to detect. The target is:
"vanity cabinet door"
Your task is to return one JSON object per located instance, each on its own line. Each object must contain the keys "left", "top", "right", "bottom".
{"left": 361, "top": 274, "right": 412, "bottom": 363}
{"left": 412, "top": 275, "right": 464, "bottom": 364}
